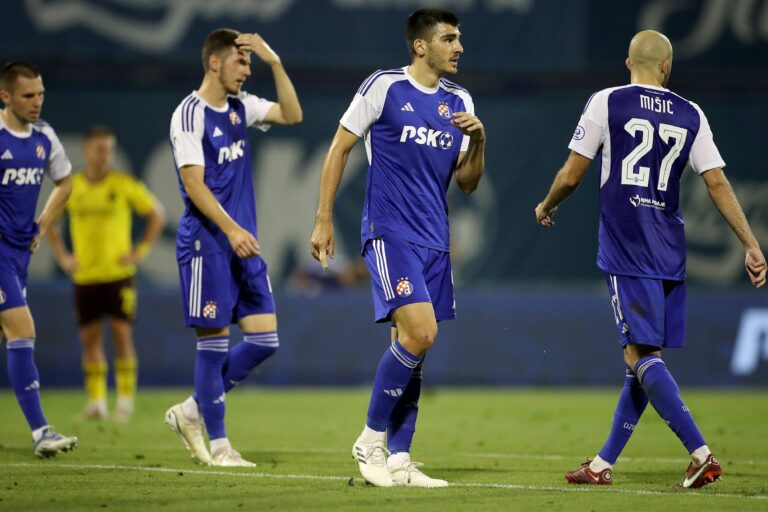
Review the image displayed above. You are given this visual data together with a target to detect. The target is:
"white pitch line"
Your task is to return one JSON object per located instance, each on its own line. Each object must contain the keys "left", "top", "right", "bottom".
{"left": 1, "top": 463, "right": 766, "bottom": 501}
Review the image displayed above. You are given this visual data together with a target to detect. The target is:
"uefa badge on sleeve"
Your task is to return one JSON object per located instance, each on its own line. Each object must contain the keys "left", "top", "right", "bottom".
{"left": 203, "top": 301, "right": 218, "bottom": 319}
{"left": 396, "top": 277, "right": 413, "bottom": 298}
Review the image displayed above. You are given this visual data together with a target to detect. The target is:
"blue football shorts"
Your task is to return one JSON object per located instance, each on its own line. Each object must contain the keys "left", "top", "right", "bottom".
{"left": 0, "top": 238, "right": 31, "bottom": 312}
{"left": 178, "top": 251, "right": 275, "bottom": 328}
{"left": 363, "top": 236, "right": 455, "bottom": 323}
{"left": 605, "top": 273, "right": 686, "bottom": 349}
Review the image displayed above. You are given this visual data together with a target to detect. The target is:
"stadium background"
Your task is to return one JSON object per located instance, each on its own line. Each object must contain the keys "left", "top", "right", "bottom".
{"left": 0, "top": 0, "right": 766, "bottom": 387}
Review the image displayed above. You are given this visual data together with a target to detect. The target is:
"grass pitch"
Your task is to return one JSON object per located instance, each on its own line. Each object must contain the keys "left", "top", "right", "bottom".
{"left": 0, "top": 388, "right": 766, "bottom": 511}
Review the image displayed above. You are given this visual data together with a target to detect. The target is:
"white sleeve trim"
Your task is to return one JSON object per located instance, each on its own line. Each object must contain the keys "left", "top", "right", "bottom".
{"left": 170, "top": 100, "right": 205, "bottom": 168}
{"left": 340, "top": 72, "right": 404, "bottom": 138}
{"left": 567, "top": 88, "right": 610, "bottom": 159}
{"left": 39, "top": 124, "right": 72, "bottom": 181}
{"left": 688, "top": 102, "right": 725, "bottom": 175}
{"left": 239, "top": 91, "right": 275, "bottom": 132}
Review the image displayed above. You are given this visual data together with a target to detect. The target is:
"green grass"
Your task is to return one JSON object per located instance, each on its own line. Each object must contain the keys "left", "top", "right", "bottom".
{"left": 1, "top": 388, "right": 767, "bottom": 511}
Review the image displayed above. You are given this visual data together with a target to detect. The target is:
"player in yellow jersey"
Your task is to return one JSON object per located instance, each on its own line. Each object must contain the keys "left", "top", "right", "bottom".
{"left": 47, "top": 125, "right": 166, "bottom": 421}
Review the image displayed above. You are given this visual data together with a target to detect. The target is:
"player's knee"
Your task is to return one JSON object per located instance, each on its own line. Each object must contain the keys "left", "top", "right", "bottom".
{"left": 401, "top": 325, "right": 438, "bottom": 354}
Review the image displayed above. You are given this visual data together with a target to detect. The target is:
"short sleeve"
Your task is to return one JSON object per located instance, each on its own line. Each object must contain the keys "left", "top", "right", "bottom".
{"left": 170, "top": 102, "right": 205, "bottom": 168}
{"left": 340, "top": 70, "right": 392, "bottom": 137}
{"left": 40, "top": 124, "right": 72, "bottom": 181}
{"left": 124, "top": 176, "right": 157, "bottom": 215}
{"left": 458, "top": 92, "right": 474, "bottom": 152}
{"left": 568, "top": 90, "right": 609, "bottom": 159}
{"left": 688, "top": 103, "right": 725, "bottom": 175}
{"left": 240, "top": 91, "right": 276, "bottom": 133}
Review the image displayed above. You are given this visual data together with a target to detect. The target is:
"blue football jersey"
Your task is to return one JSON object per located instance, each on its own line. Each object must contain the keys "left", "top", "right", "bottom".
{"left": 569, "top": 84, "right": 725, "bottom": 280}
{"left": 341, "top": 67, "right": 473, "bottom": 252}
{"left": 170, "top": 91, "right": 275, "bottom": 264}
{"left": 0, "top": 116, "right": 71, "bottom": 248}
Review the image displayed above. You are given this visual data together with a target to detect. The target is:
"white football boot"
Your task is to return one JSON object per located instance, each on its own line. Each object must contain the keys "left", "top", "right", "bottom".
{"left": 34, "top": 427, "right": 78, "bottom": 458}
{"left": 210, "top": 447, "right": 256, "bottom": 467}
{"left": 389, "top": 454, "right": 448, "bottom": 488}
{"left": 352, "top": 429, "right": 393, "bottom": 487}
{"left": 164, "top": 403, "right": 210, "bottom": 465}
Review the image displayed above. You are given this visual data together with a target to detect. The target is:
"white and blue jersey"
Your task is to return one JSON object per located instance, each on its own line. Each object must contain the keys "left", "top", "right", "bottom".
{"left": 170, "top": 91, "right": 275, "bottom": 264}
{"left": 569, "top": 84, "right": 725, "bottom": 281}
{"left": 0, "top": 116, "right": 71, "bottom": 249}
{"left": 341, "top": 67, "right": 473, "bottom": 252}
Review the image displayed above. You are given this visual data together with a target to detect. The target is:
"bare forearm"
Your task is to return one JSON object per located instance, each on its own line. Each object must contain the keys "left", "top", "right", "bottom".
{"left": 315, "top": 148, "right": 348, "bottom": 221}
{"left": 707, "top": 177, "right": 759, "bottom": 249}
{"left": 541, "top": 167, "right": 579, "bottom": 211}
{"left": 45, "top": 226, "right": 68, "bottom": 260}
{"left": 185, "top": 181, "right": 239, "bottom": 235}
{"left": 36, "top": 176, "right": 72, "bottom": 235}
{"left": 271, "top": 62, "right": 302, "bottom": 125}
{"left": 455, "top": 138, "right": 485, "bottom": 194}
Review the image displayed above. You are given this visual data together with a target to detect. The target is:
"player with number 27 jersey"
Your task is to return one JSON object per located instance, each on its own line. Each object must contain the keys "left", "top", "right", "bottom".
{"left": 569, "top": 84, "right": 724, "bottom": 281}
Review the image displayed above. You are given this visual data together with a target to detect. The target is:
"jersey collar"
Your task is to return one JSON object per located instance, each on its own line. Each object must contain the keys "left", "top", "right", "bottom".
{"left": 404, "top": 66, "right": 440, "bottom": 94}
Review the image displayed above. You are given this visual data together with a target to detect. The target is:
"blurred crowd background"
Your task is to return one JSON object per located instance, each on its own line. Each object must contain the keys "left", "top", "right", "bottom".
{"left": 1, "top": 0, "right": 766, "bottom": 387}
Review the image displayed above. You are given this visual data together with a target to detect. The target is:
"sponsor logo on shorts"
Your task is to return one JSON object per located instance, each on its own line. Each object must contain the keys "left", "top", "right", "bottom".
{"left": 203, "top": 300, "right": 217, "bottom": 319}
{"left": 396, "top": 277, "right": 413, "bottom": 298}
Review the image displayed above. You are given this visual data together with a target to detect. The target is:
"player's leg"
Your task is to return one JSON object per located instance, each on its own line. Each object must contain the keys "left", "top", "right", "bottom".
{"left": 74, "top": 283, "right": 109, "bottom": 420}
{"left": 110, "top": 278, "right": 138, "bottom": 422}
{"left": 353, "top": 238, "right": 431, "bottom": 486}
{"left": 387, "top": 248, "right": 451, "bottom": 487}
{"left": 165, "top": 253, "right": 233, "bottom": 465}
{"left": 567, "top": 274, "right": 649, "bottom": 485}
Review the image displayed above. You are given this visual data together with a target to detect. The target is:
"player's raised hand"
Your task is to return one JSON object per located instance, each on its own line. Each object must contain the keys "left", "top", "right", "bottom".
{"left": 535, "top": 202, "right": 557, "bottom": 228}
{"left": 450, "top": 112, "right": 485, "bottom": 140}
{"left": 745, "top": 247, "right": 767, "bottom": 288}
{"left": 235, "top": 33, "right": 281, "bottom": 66}
{"left": 310, "top": 218, "right": 335, "bottom": 272}
{"left": 227, "top": 225, "right": 260, "bottom": 258}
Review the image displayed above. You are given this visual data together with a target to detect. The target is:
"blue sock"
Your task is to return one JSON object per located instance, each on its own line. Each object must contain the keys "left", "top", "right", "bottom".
{"left": 635, "top": 355, "right": 706, "bottom": 454}
{"left": 598, "top": 366, "right": 649, "bottom": 464}
{"left": 7, "top": 339, "right": 47, "bottom": 431}
{"left": 222, "top": 332, "right": 279, "bottom": 393}
{"left": 366, "top": 340, "right": 420, "bottom": 431}
{"left": 195, "top": 337, "right": 228, "bottom": 440}
{"left": 388, "top": 359, "right": 422, "bottom": 453}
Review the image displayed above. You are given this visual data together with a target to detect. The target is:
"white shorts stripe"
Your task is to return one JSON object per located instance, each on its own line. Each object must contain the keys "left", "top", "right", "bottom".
{"left": 189, "top": 257, "right": 198, "bottom": 317}
{"left": 373, "top": 239, "right": 395, "bottom": 301}
{"left": 611, "top": 274, "right": 624, "bottom": 321}
{"left": 372, "top": 239, "right": 388, "bottom": 300}
{"left": 378, "top": 239, "right": 395, "bottom": 298}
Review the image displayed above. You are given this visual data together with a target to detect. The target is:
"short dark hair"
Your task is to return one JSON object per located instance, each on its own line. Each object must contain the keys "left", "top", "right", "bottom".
{"left": 0, "top": 60, "right": 41, "bottom": 92}
{"left": 202, "top": 28, "right": 240, "bottom": 72}
{"left": 84, "top": 125, "right": 115, "bottom": 141}
{"left": 406, "top": 8, "right": 460, "bottom": 56}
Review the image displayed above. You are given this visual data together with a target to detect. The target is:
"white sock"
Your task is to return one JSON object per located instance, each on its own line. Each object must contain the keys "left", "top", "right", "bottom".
{"left": 589, "top": 454, "right": 612, "bottom": 472}
{"left": 358, "top": 425, "right": 386, "bottom": 444}
{"left": 387, "top": 451, "right": 410, "bottom": 471}
{"left": 210, "top": 437, "right": 231, "bottom": 454}
{"left": 181, "top": 396, "right": 200, "bottom": 420}
{"left": 32, "top": 425, "right": 49, "bottom": 442}
{"left": 691, "top": 445, "right": 711, "bottom": 465}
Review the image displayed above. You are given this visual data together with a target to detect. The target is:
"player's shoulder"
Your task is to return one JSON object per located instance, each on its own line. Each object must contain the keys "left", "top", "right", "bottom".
{"left": 31, "top": 118, "right": 60, "bottom": 141}
{"left": 438, "top": 76, "right": 470, "bottom": 96}
{"left": 357, "top": 67, "right": 407, "bottom": 97}
{"left": 171, "top": 92, "right": 205, "bottom": 132}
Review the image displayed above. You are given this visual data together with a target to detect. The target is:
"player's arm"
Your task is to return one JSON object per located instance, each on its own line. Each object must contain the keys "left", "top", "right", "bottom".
{"left": 120, "top": 200, "right": 167, "bottom": 265}
{"left": 701, "top": 168, "right": 766, "bottom": 287}
{"left": 452, "top": 112, "right": 485, "bottom": 194}
{"left": 535, "top": 151, "right": 592, "bottom": 227}
{"left": 236, "top": 33, "right": 302, "bottom": 126}
{"left": 310, "top": 125, "right": 359, "bottom": 270}
{"left": 46, "top": 224, "right": 77, "bottom": 275}
{"left": 33, "top": 175, "right": 72, "bottom": 253}
{"left": 179, "top": 165, "right": 260, "bottom": 258}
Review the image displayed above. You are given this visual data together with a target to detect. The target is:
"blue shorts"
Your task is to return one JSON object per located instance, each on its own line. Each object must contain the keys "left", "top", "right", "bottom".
{"left": 363, "top": 237, "right": 455, "bottom": 323}
{"left": 605, "top": 273, "right": 686, "bottom": 349}
{"left": 178, "top": 252, "right": 275, "bottom": 328}
{"left": 0, "top": 238, "right": 30, "bottom": 312}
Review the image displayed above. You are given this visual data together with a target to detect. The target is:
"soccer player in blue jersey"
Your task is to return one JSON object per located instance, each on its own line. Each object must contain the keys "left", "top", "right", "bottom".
{"left": 165, "top": 29, "right": 302, "bottom": 467}
{"left": 310, "top": 8, "right": 485, "bottom": 487}
{"left": 0, "top": 60, "right": 78, "bottom": 457}
{"left": 535, "top": 30, "right": 766, "bottom": 489}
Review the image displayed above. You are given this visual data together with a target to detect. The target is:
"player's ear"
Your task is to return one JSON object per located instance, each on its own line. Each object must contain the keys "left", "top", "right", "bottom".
{"left": 625, "top": 57, "right": 632, "bottom": 72}
{"left": 413, "top": 39, "right": 427, "bottom": 58}
{"left": 208, "top": 53, "right": 220, "bottom": 73}
{"left": 0, "top": 90, "right": 8, "bottom": 105}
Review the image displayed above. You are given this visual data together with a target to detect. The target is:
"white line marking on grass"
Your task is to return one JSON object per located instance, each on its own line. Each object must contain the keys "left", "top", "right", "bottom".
{"left": 2, "top": 463, "right": 766, "bottom": 501}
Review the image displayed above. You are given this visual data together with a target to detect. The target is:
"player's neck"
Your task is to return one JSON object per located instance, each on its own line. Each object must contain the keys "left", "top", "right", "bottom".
{"left": 0, "top": 108, "right": 29, "bottom": 133}
{"left": 407, "top": 62, "right": 440, "bottom": 89}
{"left": 197, "top": 76, "right": 229, "bottom": 109}
{"left": 84, "top": 167, "right": 108, "bottom": 183}
{"left": 630, "top": 71, "right": 665, "bottom": 89}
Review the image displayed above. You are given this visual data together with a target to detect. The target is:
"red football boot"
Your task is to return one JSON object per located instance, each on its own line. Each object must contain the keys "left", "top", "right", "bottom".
{"left": 565, "top": 459, "right": 613, "bottom": 485}
{"left": 677, "top": 453, "right": 722, "bottom": 489}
